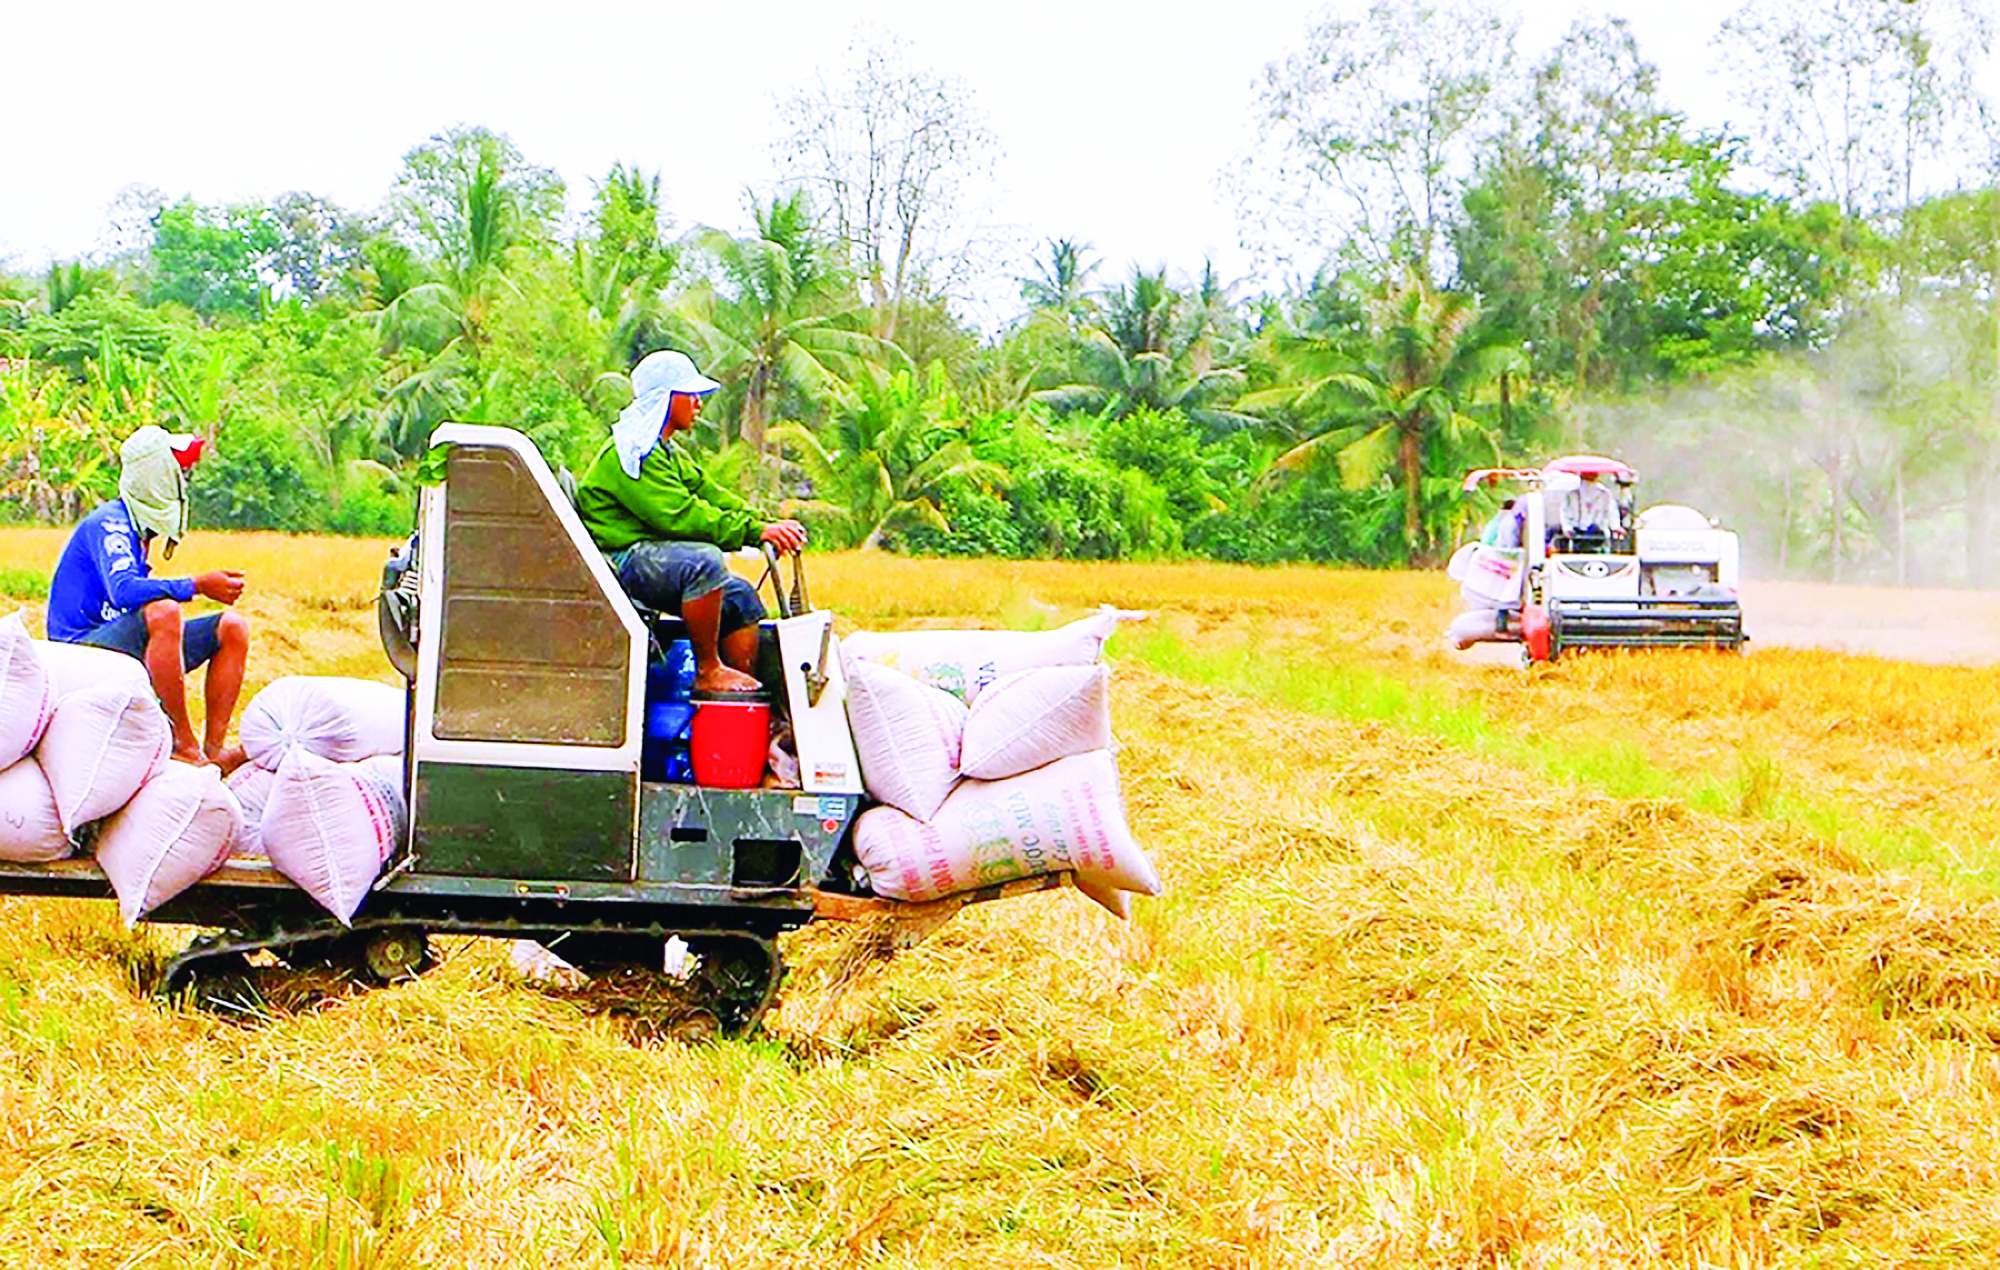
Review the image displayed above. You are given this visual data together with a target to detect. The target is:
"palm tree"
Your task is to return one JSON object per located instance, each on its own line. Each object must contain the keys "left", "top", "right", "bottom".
{"left": 369, "top": 128, "right": 563, "bottom": 436}
{"left": 1032, "top": 265, "right": 1257, "bottom": 436}
{"left": 769, "top": 366, "right": 1005, "bottom": 549}
{"left": 1243, "top": 268, "right": 1521, "bottom": 561}
{"left": 1018, "top": 238, "right": 1100, "bottom": 328}
{"left": 667, "top": 191, "right": 902, "bottom": 458}
{"left": 573, "top": 164, "right": 679, "bottom": 364}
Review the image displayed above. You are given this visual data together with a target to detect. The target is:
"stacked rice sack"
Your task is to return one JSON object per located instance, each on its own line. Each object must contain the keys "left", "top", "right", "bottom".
{"left": 232, "top": 676, "right": 408, "bottom": 924}
{"left": 841, "top": 610, "right": 1160, "bottom": 917}
{"left": 2, "top": 615, "right": 242, "bottom": 926}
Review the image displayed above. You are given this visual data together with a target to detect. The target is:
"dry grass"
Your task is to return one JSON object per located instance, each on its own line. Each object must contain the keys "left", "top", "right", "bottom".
{"left": 4, "top": 531, "right": 2000, "bottom": 1266}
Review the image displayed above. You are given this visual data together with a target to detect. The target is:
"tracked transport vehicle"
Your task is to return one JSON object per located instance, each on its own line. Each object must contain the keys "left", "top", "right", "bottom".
{"left": 0, "top": 424, "right": 1064, "bottom": 1035}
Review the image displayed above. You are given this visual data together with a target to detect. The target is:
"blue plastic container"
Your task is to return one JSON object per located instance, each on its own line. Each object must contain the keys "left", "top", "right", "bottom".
{"left": 641, "top": 699, "right": 697, "bottom": 783}
{"left": 646, "top": 639, "right": 695, "bottom": 703}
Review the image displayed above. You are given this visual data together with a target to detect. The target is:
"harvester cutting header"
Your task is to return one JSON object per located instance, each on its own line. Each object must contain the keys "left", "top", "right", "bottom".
{"left": 1446, "top": 455, "right": 1745, "bottom": 662}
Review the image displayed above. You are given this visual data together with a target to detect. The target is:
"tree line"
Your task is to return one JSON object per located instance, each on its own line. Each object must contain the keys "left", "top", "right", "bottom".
{"left": 3, "top": 1, "right": 1997, "bottom": 584}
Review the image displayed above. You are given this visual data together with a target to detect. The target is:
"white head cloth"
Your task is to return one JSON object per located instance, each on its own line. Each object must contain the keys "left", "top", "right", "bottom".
{"left": 612, "top": 350, "right": 720, "bottom": 478}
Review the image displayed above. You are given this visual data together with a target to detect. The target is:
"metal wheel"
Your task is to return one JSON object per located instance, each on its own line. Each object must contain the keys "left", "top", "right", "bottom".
{"left": 359, "top": 927, "right": 433, "bottom": 984}
{"left": 685, "top": 934, "right": 784, "bottom": 1036}
{"left": 160, "top": 950, "right": 267, "bottom": 1020}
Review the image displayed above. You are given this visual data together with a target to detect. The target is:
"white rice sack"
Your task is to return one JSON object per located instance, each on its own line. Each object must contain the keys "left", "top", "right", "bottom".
{"left": 958, "top": 664, "right": 1113, "bottom": 782}
{"left": 1073, "top": 873, "right": 1133, "bottom": 921}
{"left": 854, "top": 749, "right": 1161, "bottom": 902}
{"left": 226, "top": 762, "right": 275, "bottom": 859}
{"left": 241, "top": 676, "right": 405, "bottom": 767}
{"left": 357, "top": 752, "right": 405, "bottom": 793}
{"left": 1448, "top": 609, "right": 1501, "bottom": 650}
{"left": 844, "top": 659, "right": 967, "bottom": 820}
{"left": 0, "top": 756, "right": 72, "bottom": 863}
{"left": 0, "top": 614, "right": 56, "bottom": 767}
{"left": 841, "top": 609, "right": 1134, "bottom": 704}
{"left": 94, "top": 761, "right": 241, "bottom": 926}
{"left": 262, "top": 749, "right": 406, "bottom": 923}
{"left": 33, "top": 638, "right": 152, "bottom": 700}
{"left": 34, "top": 681, "right": 172, "bottom": 835}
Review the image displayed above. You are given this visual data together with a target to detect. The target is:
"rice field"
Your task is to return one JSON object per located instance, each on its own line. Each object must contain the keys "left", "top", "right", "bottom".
{"left": 3, "top": 529, "right": 2000, "bottom": 1267}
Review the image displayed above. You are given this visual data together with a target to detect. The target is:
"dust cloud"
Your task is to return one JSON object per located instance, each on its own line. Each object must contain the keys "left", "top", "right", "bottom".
{"left": 1739, "top": 580, "right": 2000, "bottom": 666}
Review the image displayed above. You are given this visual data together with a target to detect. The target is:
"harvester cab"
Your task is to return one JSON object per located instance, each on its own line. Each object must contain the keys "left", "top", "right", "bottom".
{"left": 1448, "top": 455, "right": 1745, "bottom": 662}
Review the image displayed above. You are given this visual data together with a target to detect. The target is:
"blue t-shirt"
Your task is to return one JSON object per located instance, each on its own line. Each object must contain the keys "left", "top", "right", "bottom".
{"left": 46, "top": 500, "right": 196, "bottom": 642}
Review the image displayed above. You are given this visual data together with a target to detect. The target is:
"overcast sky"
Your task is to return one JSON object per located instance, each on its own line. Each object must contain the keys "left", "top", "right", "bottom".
{"left": 5, "top": 0, "right": 1995, "bottom": 300}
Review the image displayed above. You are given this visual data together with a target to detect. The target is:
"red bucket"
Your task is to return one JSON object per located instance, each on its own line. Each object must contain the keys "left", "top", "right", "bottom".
{"left": 690, "top": 692, "right": 771, "bottom": 788}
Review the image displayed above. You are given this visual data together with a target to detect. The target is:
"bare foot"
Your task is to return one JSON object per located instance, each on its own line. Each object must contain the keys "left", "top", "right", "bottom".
{"left": 171, "top": 744, "right": 216, "bottom": 768}
{"left": 693, "top": 665, "right": 762, "bottom": 694}
{"left": 206, "top": 744, "right": 248, "bottom": 776}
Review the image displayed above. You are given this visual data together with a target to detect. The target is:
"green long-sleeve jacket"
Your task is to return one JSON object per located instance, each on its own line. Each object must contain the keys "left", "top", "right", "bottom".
{"left": 574, "top": 438, "right": 764, "bottom": 553}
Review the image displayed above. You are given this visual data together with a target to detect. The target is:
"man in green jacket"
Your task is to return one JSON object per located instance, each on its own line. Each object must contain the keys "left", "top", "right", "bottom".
{"left": 576, "top": 350, "right": 807, "bottom": 695}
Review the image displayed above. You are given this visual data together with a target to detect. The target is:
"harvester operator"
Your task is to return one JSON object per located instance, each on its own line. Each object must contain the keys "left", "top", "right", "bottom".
{"left": 46, "top": 425, "right": 252, "bottom": 771}
{"left": 573, "top": 349, "right": 807, "bottom": 696}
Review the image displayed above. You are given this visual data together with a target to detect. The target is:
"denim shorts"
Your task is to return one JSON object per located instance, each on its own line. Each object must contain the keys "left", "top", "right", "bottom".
{"left": 75, "top": 608, "right": 225, "bottom": 672}
{"left": 610, "top": 541, "right": 766, "bottom": 636}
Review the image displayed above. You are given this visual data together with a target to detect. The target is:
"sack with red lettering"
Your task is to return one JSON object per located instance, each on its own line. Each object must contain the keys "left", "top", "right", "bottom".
{"left": 0, "top": 756, "right": 71, "bottom": 863}
{"left": 0, "top": 614, "right": 56, "bottom": 767}
{"left": 34, "top": 681, "right": 172, "bottom": 835}
{"left": 844, "top": 659, "right": 966, "bottom": 819}
{"left": 94, "top": 761, "right": 242, "bottom": 925}
{"left": 853, "top": 749, "right": 1160, "bottom": 902}
{"left": 261, "top": 749, "right": 405, "bottom": 923}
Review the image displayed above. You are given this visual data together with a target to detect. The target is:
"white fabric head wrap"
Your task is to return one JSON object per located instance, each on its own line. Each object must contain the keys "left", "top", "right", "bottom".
{"left": 612, "top": 350, "right": 721, "bottom": 478}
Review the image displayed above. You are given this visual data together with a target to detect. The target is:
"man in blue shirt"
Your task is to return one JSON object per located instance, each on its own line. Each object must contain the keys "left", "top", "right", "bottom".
{"left": 47, "top": 426, "right": 251, "bottom": 771}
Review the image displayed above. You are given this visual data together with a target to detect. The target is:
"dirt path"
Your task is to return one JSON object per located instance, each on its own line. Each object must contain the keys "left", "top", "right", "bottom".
{"left": 1742, "top": 580, "right": 2000, "bottom": 666}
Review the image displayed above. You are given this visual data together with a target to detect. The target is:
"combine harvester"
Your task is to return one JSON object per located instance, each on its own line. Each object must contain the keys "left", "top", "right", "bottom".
{"left": 1446, "top": 455, "right": 1745, "bottom": 662}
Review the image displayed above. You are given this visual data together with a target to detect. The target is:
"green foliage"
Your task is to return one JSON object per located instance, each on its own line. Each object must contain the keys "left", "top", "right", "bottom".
{"left": 26, "top": 291, "right": 173, "bottom": 372}
{"left": 1184, "top": 461, "right": 1405, "bottom": 565}
{"left": 192, "top": 415, "right": 321, "bottom": 530}
{"left": 147, "top": 199, "right": 283, "bottom": 319}
{"left": 1090, "top": 407, "right": 1256, "bottom": 521}
{"left": 773, "top": 364, "right": 1003, "bottom": 549}
{"left": 669, "top": 190, "right": 900, "bottom": 460}
{"left": 0, "top": 361, "right": 145, "bottom": 522}
{"left": 0, "top": 565, "right": 47, "bottom": 599}
{"left": 902, "top": 411, "right": 1179, "bottom": 559}
{"left": 0, "top": 96, "right": 1990, "bottom": 571}
{"left": 324, "top": 461, "right": 415, "bottom": 537}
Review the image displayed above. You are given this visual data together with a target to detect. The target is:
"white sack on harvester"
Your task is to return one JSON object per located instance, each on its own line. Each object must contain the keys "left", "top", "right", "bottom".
{"left": 854, "top": 750, "right": 1160, "bottom": 904}
{"left": 842, "top": 612, "right": 1156, "bottom": 916}
{"left": 0, "top": 614, "right": 56, "bottom": 768}
{"left": 840, "top": 609, "right": 1136, "bottom": 703}
{"left": 844, "top": 659, "right": 968, "bottom": 820}
{"left": 958, "top": 663, "right": 1112, "bottom": 781}
{"left": 260, "top": 748, "right": 406, "bottom": 924}
{"left": 34, "top": 680, "right": 172, "bottom": 836}
{"left": 240, "top": 676, "right": 405, "bottom": 768}
{"left": 0, "top": 756, "right": 73, "bottom": 864}
{"left": 226, "top": 762, "right": 274, "bottom": 860}
{"left": 95, "top": 761, "right": 243, "bottom": 926}
{"left": 32, "top": 638, "right": 153, "bottom": 701}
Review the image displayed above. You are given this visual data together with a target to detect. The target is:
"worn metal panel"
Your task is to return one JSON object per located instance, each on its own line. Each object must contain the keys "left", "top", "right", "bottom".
{"left": 435, "top": 445, "right": 629, "bottom": 746}
{"left": 413, "top": 762, "right": 636, "bottom": 881}
{"left": 441, "top": 597, "right": 629, "bottom": 665}
{"left": 636, "top": 785, "right": 857, "bottom": 888}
